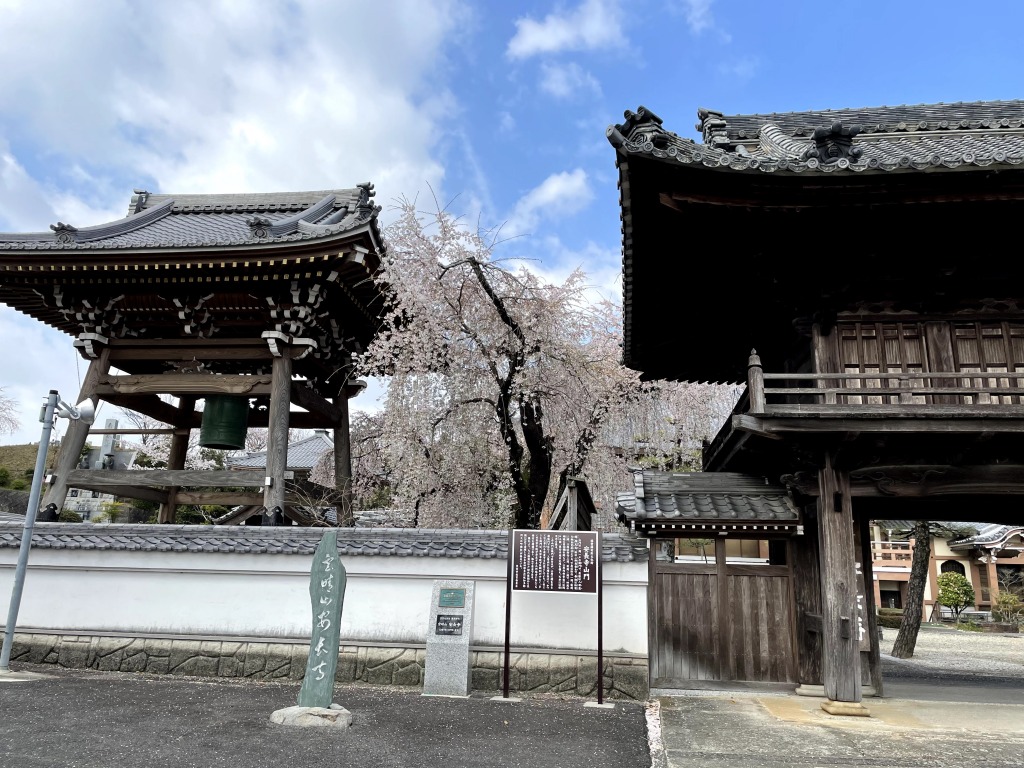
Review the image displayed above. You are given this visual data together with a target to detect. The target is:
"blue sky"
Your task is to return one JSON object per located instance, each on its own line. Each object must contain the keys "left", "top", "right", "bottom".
{"left": 2, "top": 0, "right": 1024, "bottom": 444}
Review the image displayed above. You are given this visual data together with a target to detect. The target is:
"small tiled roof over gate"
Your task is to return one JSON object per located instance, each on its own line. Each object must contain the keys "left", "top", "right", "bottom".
{"left": 615, "top": 470, "right": 800, "bottom": 535}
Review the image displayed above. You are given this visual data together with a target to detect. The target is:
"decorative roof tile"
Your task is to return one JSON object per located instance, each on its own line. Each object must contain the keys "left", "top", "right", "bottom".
{"left": 608, "top": 102, "right": 1024, "bottom": 176}
{"left": 0, "top": 523, "right": 648, "bottom": 562}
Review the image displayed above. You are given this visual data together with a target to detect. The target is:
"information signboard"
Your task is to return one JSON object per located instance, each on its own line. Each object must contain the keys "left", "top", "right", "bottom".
{"left": 510, "top": 530, "right": 598, "bottom": 594}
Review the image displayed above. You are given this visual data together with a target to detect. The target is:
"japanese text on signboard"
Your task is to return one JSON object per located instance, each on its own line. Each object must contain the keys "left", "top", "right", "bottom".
{"left": 511, "top": 530, "right": 598, "bottom": 594}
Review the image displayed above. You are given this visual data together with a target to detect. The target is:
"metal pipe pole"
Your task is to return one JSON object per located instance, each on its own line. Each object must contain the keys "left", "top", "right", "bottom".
{"left": 0, "top": 390, "right": 59, "bottom": 671}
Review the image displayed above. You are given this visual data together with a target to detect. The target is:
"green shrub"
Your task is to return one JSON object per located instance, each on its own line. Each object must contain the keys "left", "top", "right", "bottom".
{"left": 58, "top": 509, "right": 83, "bottom": 523}
{"left": 877, "top": 613, "right": 903, "bottom": 629}
{"left": 937, "top": 572, "right": 976, "bottom": 622}
{"left": 993, "top": 592, "right": 1023, "bottom": 625}
{"left": 955, "top": 620, "right": 982, "bottom": 632}
{"left": 10, "top": 478, "right": 27, "bottom": 490}
{"left": 0, "top": 466, "right": 10, "bottom": 486}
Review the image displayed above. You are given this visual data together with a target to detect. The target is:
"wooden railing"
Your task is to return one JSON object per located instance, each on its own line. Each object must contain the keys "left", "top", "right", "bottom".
{"left": 746, "top": 350, "right": 1024, "bottom": 414}
{"left": 870, "top": 540, "right": 912, "bottom": 563}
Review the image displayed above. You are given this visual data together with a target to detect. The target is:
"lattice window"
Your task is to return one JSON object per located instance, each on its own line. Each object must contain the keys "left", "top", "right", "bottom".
{"left": 839, "top": 323, "right": 926, "bottom": 404}
{"left": 952, "top": 322, "right": 1024, "bottom": 404}
{"left": 940, "top": 559, "right": 966, "bottom": 576}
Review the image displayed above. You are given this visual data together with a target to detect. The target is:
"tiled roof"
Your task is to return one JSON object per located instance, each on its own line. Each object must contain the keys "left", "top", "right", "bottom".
{"left": 616, "top": 470, "right": 799, "bottom": 524}
{"left": 0, "top": 186, "right": 380, "bottom": 250}
{"left": 0, "top": 510, "right": 25, "bottom": 523}
{"left": 949, "top": 523, "right": 1024, "bottom": 548}
{"left": 0, "top": 523, "right": 649, "bottom": 562}
{"left": 608, "top": 101, "right": 1024, "bottom": 175}
{"left": 228, "top": 432, "right": 333, "bottom": 471}
{"left": 718, "top": 100, "right": 1024, "bottom": 139}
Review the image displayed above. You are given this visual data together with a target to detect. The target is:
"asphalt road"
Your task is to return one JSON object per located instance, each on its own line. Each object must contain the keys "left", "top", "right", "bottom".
{"left": 0, "top": 666, "right": 649, "bottom": 768}
{"left": 880, "top": 657, "right": 1024, "bottom": 705}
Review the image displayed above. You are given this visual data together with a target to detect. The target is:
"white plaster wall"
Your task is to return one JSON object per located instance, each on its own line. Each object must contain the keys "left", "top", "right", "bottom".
{"left": 0, "top": 547, "right": 648, "bottom": 655}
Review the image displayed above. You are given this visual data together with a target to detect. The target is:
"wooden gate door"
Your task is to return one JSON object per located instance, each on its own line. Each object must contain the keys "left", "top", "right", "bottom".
{"left": 649, "top": 540, "right": 797, "bottom": 688}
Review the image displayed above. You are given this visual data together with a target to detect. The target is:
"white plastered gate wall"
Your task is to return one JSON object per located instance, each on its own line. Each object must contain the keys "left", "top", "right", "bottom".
{"left": 0, "top": 546, "right": 648, "bottom": 655}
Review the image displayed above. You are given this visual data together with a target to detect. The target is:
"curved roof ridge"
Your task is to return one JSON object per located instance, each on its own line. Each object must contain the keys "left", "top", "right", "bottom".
{"left": 268, "top": 194, "right": 336, "bottom": 237}
{"left": 757, "top": 124, "right": 813, "bottom": 160}
{"left": 0, "top": 199, "right": 174, "bottom": 244}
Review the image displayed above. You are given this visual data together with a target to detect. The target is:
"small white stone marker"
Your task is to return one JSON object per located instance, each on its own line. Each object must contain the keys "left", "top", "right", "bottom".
{"left": 423, "top": 580, "right": 475, "bottom": 697}
{"left": 583, "top": 701, "right": 615, "bottom": 709}
{"left": 489, "top": 695, "right": 522, "bottom": 703}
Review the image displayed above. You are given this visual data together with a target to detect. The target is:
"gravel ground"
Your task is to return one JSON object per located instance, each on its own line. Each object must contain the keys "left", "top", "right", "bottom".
{"left": 881, "top": 624, "right": 1024, "bottom": 678}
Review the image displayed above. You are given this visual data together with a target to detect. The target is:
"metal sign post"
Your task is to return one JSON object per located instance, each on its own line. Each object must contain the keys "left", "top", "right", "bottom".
{"left": 500, "top": 529, "right": 602, "bottom": 702}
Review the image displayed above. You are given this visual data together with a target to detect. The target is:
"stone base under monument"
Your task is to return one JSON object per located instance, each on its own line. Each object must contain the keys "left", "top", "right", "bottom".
{"left": 8, "top": 631, "right": 649, "bottom": 700}
{"left": 270, "top": 704, "right": 353, "bottom": 729}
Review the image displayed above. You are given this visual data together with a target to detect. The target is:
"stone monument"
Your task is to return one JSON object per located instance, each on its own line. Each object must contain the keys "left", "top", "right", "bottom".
{"left": 271, "top": 529, "right": 351, "bottom": 729}
{"left": 422, "top": 579, "right": 475, "bottom": 697}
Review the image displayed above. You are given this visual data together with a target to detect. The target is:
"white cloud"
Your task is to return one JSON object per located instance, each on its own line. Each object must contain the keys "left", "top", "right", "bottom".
{"left": 505, "top": 169, "right": 594, "bottom": 236}
{"left": 0, "top": 0, "right": 468, "bottom": 446}
{"left": 539, "top": 62, "right": 601, "bottom": 99}
{"left": 719, "top": 56, "right": 759, "bottom": 80}
{"left": 676, "top": 0, "right": 715, "bottom": 34}
{"left": 0, "top": 1, "right": 465, "bottom": 224}
{"left": 507, "top": 0, "right": 624, "bottom": 59}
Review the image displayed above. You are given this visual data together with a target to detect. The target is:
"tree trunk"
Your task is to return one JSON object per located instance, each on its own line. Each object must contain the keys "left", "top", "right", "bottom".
{"left": 891, "top": 521, "right": 931, "bottom": 659}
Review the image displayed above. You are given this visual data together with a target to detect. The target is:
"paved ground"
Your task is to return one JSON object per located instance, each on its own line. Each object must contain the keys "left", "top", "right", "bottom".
{"left": 3, "top": 628, "right": 1023, "bottom": 768}
{"left": 657, "top": 628, "right": 1024, "bottom": 768}
{"left": 0, "top": 666, "right": 649, "bottom": 768}
{"left": 657, "top": 692, "right": 1024, "bottom": 768}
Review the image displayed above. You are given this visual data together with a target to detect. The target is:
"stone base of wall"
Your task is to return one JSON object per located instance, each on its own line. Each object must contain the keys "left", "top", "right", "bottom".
{"left": 10, "top": 633, "right": 648, "bottom": 700}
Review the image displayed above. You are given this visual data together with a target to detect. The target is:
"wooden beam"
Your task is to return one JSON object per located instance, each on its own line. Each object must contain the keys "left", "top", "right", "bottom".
{"left": 97, "top": 374, "right": 272, "bottom": 397}
{"left": 66, "top": 483, "right": 168, "bottom": 505}
{"left": 87, "top": 428, "right": 185, "bottom": 435}
{"left": 245, "top": 411, "right": 327, "bottom": 430}
{"left": 99, "top": 394, "right": 200, "bottom": 428}
{"left": 291, "top": 382, "right": 342, "bottom": 424}
{"left": 66, "top": 469, "right": 291, "bottom": 488}
{"left": 107, "top": 338, "right": 274, "bottom": 363}
{"left": 851, "top": 465, "right": 1024, "bottom": 497}
{"left": 173, "top": 491, "right": 269, "bottom": 506}
{"left": 735, "top": 413, "right": 1024, "bottom": 435}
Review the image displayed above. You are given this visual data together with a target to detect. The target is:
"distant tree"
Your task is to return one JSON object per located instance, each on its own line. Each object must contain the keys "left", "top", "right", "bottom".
{"left": 937, "top": 571, "right": 976, "bottom": 623}
{"left": 353, "top": 198, "right": 648, "bottom": 529}
{"left": 0, "top": 387, "right": 19, "bottom": 436}
{"left": 889, "top": 521, "right": 975, "bottom": 658}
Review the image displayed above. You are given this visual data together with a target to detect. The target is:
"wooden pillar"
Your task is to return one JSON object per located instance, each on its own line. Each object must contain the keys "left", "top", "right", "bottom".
{"left": 263, "top": 352, "right": 292, "bottom": 524}
{"left": 715, "top": 537, "right": 734, "bottom": 681}
{"left": 811, "top": 323, "right": 841, "bottom": 404}
{"left": 924, "top": 321, "right": 957, "bottom": 404}
{"left": 817, "top": 453, "right": 866, "bottom": 714}
{"left": 857, "top": 516, "right": 883, "bottom": 696}
{"left": 158, "top": 397, "right": 195, "bottom": 524}
{"left": 985, "top": 554, "right": 1000, "bottom": 606}
{"left": 332, "top": 392, "right": 353, "bottom": 527}
{"left": 42, "top": 348, "right": 111, "bottom": 513}
{"left": 792, "top": 504, "right": 823, "bottom": 691}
